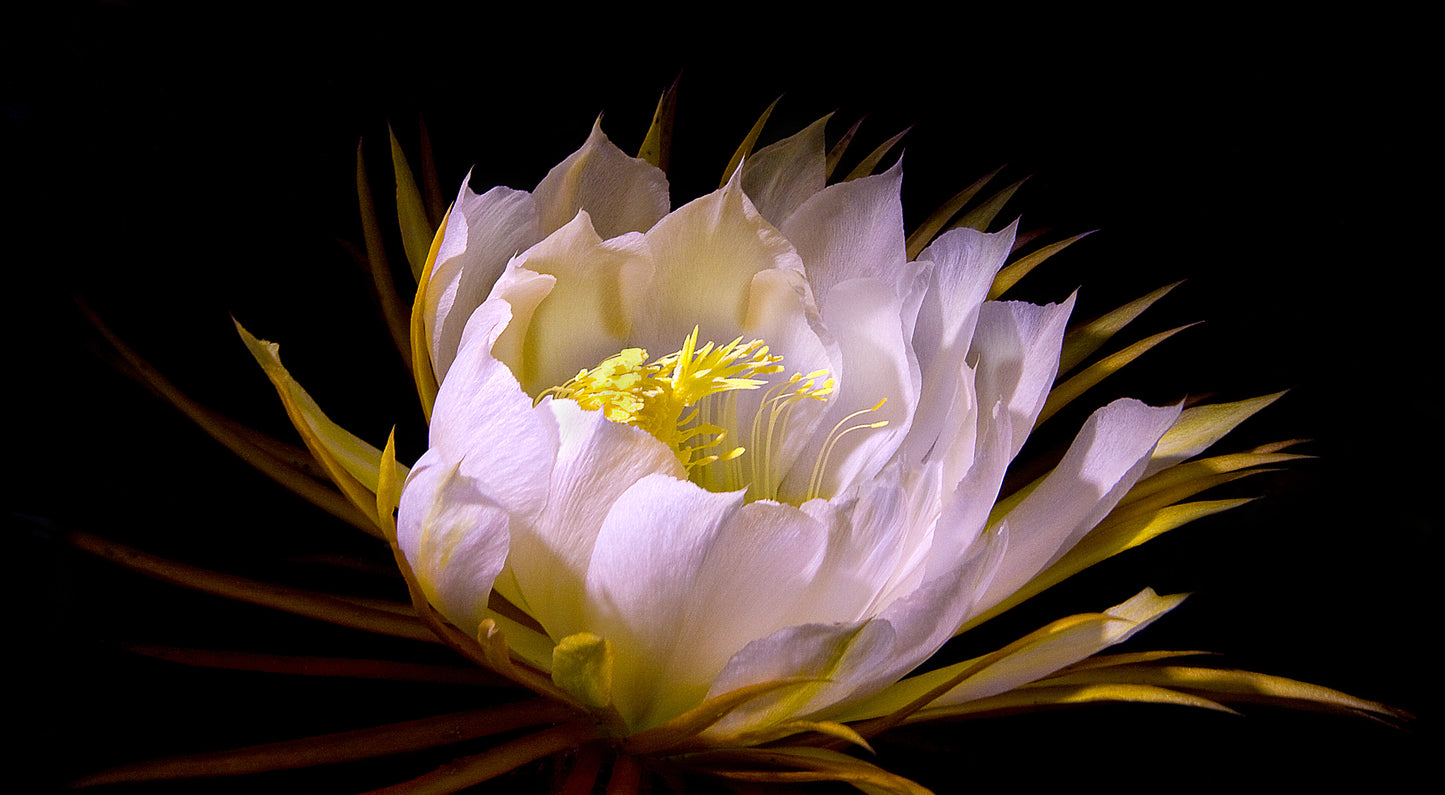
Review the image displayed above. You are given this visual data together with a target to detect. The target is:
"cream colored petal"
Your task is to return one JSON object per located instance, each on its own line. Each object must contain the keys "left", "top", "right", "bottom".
{"left": 631, "top": 169, "right": 807, "bottom": 351}
{"left": 494, "top": 211, "right": 652, "bottom": 395}
{"left": 533, "top": 119, "right": 670, "bottom": 239}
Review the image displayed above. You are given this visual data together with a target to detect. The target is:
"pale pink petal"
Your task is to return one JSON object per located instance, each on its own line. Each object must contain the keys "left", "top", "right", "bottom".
{"left": 426, "top": 183, "right": 541, "bottom": 381}
{"left": 428, "top": 299, "right": 558, "bottom": 520}
{"left": 974, "top": 398, "right": 1182, "bottom": 614}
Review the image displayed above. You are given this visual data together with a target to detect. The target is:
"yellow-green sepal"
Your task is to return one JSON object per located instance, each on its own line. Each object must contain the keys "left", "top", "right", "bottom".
{"left": 552, "top": 633, "right": 614, "bottom": 710}
{"left": 1058, "top": 281, "right": 1181, "bottom": 375}
{"left": 905, "top": 166, "right": 1003, "bottom": 260}
{"left": 720, "top": 96, "right": 780, "bottom": 187}
{"left": 638, "top": 76, "right": 679, "bottom": 172}
{"left": 389, "top": 124, "right": 434, "bottom": 281}
{"left": 842, "top": 126, "right": 909, "bottom": 182}
{"left": 235, "top": 320, "right": 408, "bottom": 535}
{"left": 409, "top": 207, "right": 450, "bottom": 422}
{"left": 989, "top": 230, "right": 1093, "bottom": 300}
{"left": 1038, "top": 323, "right": 1196, "bottom": 426}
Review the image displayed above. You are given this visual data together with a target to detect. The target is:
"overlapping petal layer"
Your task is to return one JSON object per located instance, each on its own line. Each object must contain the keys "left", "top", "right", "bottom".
{"left": 397, "top": 121, "right": 1188, "bottom": 735}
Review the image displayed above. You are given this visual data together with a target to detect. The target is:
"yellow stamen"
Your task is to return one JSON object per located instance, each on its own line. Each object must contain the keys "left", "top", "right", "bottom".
{"left": 543, "top": 328, "right": 872, "bottom": 502}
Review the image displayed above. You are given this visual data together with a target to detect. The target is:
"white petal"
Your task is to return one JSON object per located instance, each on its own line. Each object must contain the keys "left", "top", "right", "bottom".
{"left": 974, "top": 398, "right": 1182, "bottom": 614}
{"left": 426, "top": 183, "right": 541, "bottom": 381}
{"left": 764, "top": 469, "right": 925, "bottom": 629}
{"left": 910, "top": 222, "right": 1017, "bottom": 399}
{"left": 583, "top": 476, "right": 830, "bottom": 728}
{"left": 429, "top": 299, "right": 558, "bottom": 520}
{"left": 970, "top": 295, "right": 1076, "bottom": 461}
{"left": 581, "top": 477, "right": 742, "bottom": 726}
{"left": 924, "top": 399, "right": 1013, "bottom": 581}
{"left": 532, "top": 120, "right": 670, "bottom": 239}
{"left": 504, "top": 399, "right": 684, "bottom": 640}
{"left": 781, "top": 163, "right": 910, "bottom": 308}
{"left": 830, "top": 521, "right": 1009, "bottom": 708}
{"left": 705, "top": 525, "right": 1005, "bottom": 729}
{"left": 397, "top": 453, "right": 511, "bottom": 637}
{"left": 778, "top": 278, "right": 919, "bottom": 502}
{"left": 740, "top": 115, "right": 829, "bottom": 226}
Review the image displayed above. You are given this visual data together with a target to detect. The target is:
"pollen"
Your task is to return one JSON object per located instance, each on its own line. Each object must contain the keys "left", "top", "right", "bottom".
{"left": 540, "top": 327, "right": 838, "bottom": 497}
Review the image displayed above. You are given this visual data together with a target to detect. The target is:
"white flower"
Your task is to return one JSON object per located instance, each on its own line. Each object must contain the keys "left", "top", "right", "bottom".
{"left": 396, "top": 119, "right": 1185, "bottom": 736}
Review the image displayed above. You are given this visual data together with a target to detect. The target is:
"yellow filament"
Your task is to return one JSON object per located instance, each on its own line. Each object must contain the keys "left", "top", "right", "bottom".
{"left": 806, "top": 399, "right": 890, "bottom": 502}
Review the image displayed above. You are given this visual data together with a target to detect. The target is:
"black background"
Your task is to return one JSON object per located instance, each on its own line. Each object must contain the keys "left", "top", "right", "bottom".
{"left": 10, "top": 2, "right": 1435, "bottom": 792}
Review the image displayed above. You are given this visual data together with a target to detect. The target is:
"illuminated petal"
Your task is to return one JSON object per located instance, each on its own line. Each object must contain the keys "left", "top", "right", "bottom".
{"left": 976, "top": 399, "right": 1181, "bottom": 613}
{"left": 491, "top": 212, "right": 651, "bottom": 394}
{"left": 506, "top": 399, "right": 684, "bottom": 640}
{"left": 630, "top": 169, "right": 807, "bottom": 349}
{"left": 778, "top": 277, "right": 919, "bottom": 502}
{"left": 781, "top": 163, "right": 910, "bottom": 305}
{"left": 970, "top": 294, "right": 1076, "bottom": 460}
{"left": 532, "top": 119, "right": 670, "bottom": 239}
{"left": 425, "top": 183, "right": 541, "bottom": 381}
{"left": 903, "top": 222, "right": 1017, "bottom": 479}
{"left": 396, "top": 455, "right": 511, "bottom": 635}
{"left": 427, "top": 299, "right": 557, "bottom": 519}
{"left": 584, "top": 476, "right": 833, "bottom": 729}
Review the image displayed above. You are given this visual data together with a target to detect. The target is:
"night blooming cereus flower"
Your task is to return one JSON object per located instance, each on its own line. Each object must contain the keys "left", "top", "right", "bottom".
{"left": 403, "top": 118, "right": 1185, "bottom": 738}
{"left": 76, "top": 91, "right": 1401, "bottom": 794}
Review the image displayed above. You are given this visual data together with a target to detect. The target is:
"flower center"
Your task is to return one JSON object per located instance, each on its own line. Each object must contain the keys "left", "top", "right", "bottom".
{"left": 540, "top": 328, "right": 855, "bottom": 500}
